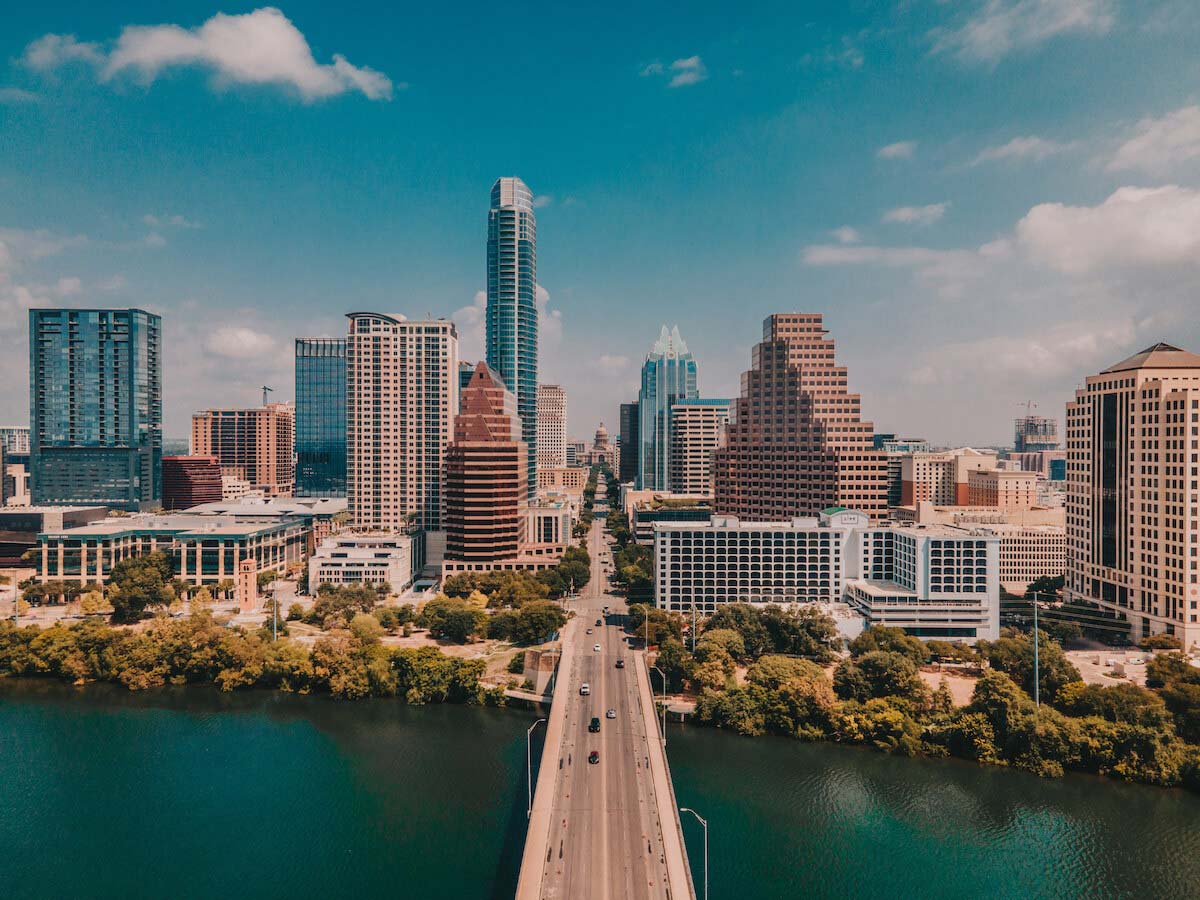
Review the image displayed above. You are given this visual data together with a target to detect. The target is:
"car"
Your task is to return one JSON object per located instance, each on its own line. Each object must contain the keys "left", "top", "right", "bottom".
{"left": 588, "top": 717, "right": 601, "bottom": 733}
{"left": 595, "top": 618, "right": 602, "bottom": 626}
{"left": 586, "top": 628, "right": 593, "bottom": 634}
{"left": 593, "top": 644, "right": 601, "bottom": 652}
{"left": 606, "top": 708, "right": 616, "bottom": 719}
{"left": 615, "top": 659, "right": 625, "bottom": 669}
{"left": 580, "top": 683, "right": 590, "bottom": 696}
{"left": 588, "top": 751, "right": 600, "bottom": 765}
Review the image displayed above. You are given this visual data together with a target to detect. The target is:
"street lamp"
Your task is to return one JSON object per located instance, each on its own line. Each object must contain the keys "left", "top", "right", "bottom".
{"left": 526, "top": 717, "right": 547, "bottom": 819}
{"left": 679, "top": 806, "right": 709, "bottom": 900}
{"left": 651, "top": 665, "right": 668, "bottom": 747}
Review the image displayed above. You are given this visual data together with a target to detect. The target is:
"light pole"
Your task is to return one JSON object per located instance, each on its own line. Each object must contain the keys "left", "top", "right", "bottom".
{"left": 651, "top": 665, "right": 667, "bottom": 747}
{"left": 526, "top": 717, "right": 547, "bottom": 819}
{"left": 679, "top": 807, "right": 708, "bottom": 900}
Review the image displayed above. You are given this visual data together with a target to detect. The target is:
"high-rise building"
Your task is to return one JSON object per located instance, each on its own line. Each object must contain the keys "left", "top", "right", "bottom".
{"left": 669, "top": 398, "right": 730, "bottom": 495}
{"left": 536, "top": 384, "right": 567, "bottom": 470}
{"left": 713, "top": 313, "right": 887, "bottom": 520}
{"left": 161, "top": 455, "right": 223, "bottom": 509}
{"left": 638, "top": 325, "right": 699, "bottom": 489}
{"left": 1014, "top": 414, "right": 1059, "bottom": 453}
{"left": 346, "top": 313, "right": 458, "bottom": 532}
{"left": 875, "top": 437, "right": 930, "bottom": 508}
{"left": 899, "top": 449, "right": 999, "bottom": 506}
{"left": 618, "top": 401, "right": 639, "bottom": 484}
{"left": 29, "top": 308, "right": 162, "bottom": 511}
{"left": 191, "top": 405, "right": 295, "bottom": 497}
{"left": 444, "top": 362, "right": 527, "bottom": 566}
{"left": 295, "top": 338, "right": 347, "bottom": 497}
{"left": 1065, "top": 342, "right": 1200, "bottom": 648}
{"left": 0, "top": 427, "right": 30, "bottom": 455}
{"left": 486, "top": 177, "right": 538, "bottom": 497}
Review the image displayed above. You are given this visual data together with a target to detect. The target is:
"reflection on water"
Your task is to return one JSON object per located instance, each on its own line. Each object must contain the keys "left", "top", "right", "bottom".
{"left": 2, "top": 681, "right": 1198, "bottom": 900}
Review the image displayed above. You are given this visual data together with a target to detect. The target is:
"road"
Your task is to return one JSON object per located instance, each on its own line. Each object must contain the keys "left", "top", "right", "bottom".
{"left": 536, "top": 505, "right": 675, "bottom": 900}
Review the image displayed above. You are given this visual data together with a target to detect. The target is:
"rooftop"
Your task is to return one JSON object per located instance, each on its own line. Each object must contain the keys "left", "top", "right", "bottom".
{"left": 1101, "top": 342, "right": 1200, "bottom": 373}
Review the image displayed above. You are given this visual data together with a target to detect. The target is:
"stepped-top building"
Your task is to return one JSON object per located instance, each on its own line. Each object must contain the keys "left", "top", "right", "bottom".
{"left": 713, "top": 313, "right": 887, "bottom": 520}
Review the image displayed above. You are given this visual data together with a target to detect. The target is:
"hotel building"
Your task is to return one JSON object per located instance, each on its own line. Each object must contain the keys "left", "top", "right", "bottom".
{"left": 536, "top": 384, "right": 567, "bottom": 469}
{"left": 191, "top": 404, "right": 295, "bottom": 498}
{"left": 668, "top": 398, "right": 730, "bottom": 495}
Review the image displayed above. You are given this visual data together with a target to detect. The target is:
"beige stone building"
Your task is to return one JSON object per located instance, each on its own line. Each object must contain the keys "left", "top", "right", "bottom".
{"left": 899, "top": 448, "right": 998, "bottom": 506}
{"left": 668, "top": 399, "right": 730, "bottom": 496}
{"left": 966, "top": 468, "right": 1038, "bottom": 509}
{"left": 537, "top": 466, "right": 589, "bottom": 494}
{"left": 345, "top": 313, "right": 458, "bottom": 532}
{"left": 963, "top": 524, "right": 1067, "bottom": 594}
{"left": 535, "top": 384, "right": 567, "bottom": 470}
{"left": 1065, "top": 343, "right": 1200, "bottom": 648}
{"left": 191, "top": 404, "right": 295, "bottom": 497}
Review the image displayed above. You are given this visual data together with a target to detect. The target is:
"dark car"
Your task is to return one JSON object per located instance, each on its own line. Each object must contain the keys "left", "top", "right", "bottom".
{"left": 588, "top": 716, "right": 601, "bottom": 733}
{"left": 595, "top": 618, "right": 603, "bottom": 626}
{"left": 615, "top": 659, "right": 625, "bottom": 669}
{"left": 588, "top": 751, "right": 600, "bottom": 765}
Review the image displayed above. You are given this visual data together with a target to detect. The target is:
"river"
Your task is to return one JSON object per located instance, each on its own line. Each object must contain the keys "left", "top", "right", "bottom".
{"left": 1, "top": 681, "right": 1197, "bottom": 899}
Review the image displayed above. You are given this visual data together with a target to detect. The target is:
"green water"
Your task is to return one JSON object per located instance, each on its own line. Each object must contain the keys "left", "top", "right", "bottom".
{"left": 2, "top": 682, "right": 1198, "bottom": 899}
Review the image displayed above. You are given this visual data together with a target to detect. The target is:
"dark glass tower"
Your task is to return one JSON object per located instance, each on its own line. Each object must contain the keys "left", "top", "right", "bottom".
{"left": 486, "top": 177, "right": 537, "bottom": 497}
{"left": 29, "top": 308, "right": 161, "bottom": 510}
{"left": 637, "top": 325, "right": 698, "bottom": 490}
{"left": 295, "top": 338, "right": 347, "bottom": 497}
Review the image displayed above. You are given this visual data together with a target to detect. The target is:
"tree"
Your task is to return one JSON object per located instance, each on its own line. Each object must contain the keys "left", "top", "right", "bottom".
{"left": 833, "top": 651, "right": 929, "bottom": 707}
{"left": 848, "top": 626, "right": 929, "bottom": 665}
{"left": 694, "top": 628, "right": 746, "bottom": 663}
{"left": 627, "top": 604, "right": 683, "bottom": 645}
{"left": 510, "top": 601, "right": 567, "bottom": 646}
{"left": 978, "top": 630, "right": 1081, "bottom": 704}
{"left": 286, "top": 602, "right": 305, "bottom": 622}
{"left": 703, "top": 604, "right": 771, "bottom": 658}
{"left": 419, "top": 596, "right": 486, "bottom": 643}
{"left": 79, "top": 590, "right": 113, "bottom": 617}
{"left": 257, "top": 569, "right": 278, "bottom": 591}
{"left": 107, "top": 551, "right": 176, "bottom": 623}
{"left": 967, "top": 670, "right": 1035, "bottom": 747}
{"left": 1145, "top": 652, "right": 1196, "bottom": 689}
{"left": 191, "top": 586, "right": 214, "bottom": 614}
{"left": 761, "top": 605, "right": 843, "bottom": 662}
{"left": 349, "top": 613, "right": 385, "bottom": 644}
{"left": 1054, "top": 681, "right": 1173, "bottom": 729}
{"left": 655, "top": 639, "right": 695, "bottom": 692}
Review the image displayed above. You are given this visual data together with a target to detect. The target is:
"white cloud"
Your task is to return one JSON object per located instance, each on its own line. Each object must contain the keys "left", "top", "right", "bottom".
{"left": 54, "top": 276, "right": 82, "bottom": 296}
{"left": 934, "top": 0, "right": 1116, "bottom": 63}
{"left": 535, "top": 284, "right": 563, "bottom": 346}
{"left": 0, "top": 227, "right": 86, "bottom": 333}
{"left": 877, "top": 141, "right": 917, "bottom": 160}
{"left": 1107, "top": 105, "right": 1200, "bottom": 174}
{"left": 830, "top": 226, "right": 861, "bottom": 244}
{"left": 1016, "top": 185, "right": 1200, "bottom": 274}
{"left": 971, "top": 135, "right": 1074, "bottom": 165}
{"left": 882, "top": 203, "right": 948, "bottom": 226}
{"left": 143, "top": 232, "right": 167, "bottom": 248}
{"left": 143, "top": 213, "right": 201, "bottom": 229}
{"left": 24, "top": 8, "right": 392, "bottom": 101}
{"left": 532, "top": 195, "right": 554, "bottom": 209}
{"left": 453, "top": 285, "right": 563, "bottom": 363}
{"left": 639, "top": 61, "right": 664, "bottom": 77}
{"left": 204, "top": 325, "right": 278, "bottom": 359}
{"left": 668, "top": 56, "right": 707, "bottom": 88}
{"left": 593, "top": 354, "right": 630, "bottom": 375}
{"left": 0, "top": 87, "right": 39, "bottom": 104}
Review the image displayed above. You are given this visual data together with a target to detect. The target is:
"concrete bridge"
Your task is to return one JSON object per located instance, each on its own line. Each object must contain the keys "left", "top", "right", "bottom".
{"left": 516, "top": 519, "right": 695, "bottom": 900}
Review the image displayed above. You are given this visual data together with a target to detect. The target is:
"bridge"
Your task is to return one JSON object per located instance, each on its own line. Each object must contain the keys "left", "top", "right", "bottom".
{"left": 516, "top": 516, "right": 695, "bottom": 900}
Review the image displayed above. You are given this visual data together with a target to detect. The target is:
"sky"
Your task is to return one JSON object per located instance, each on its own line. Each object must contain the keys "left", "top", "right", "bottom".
{"left": 3, "top": 1, "right": 1200, "bottom": 445}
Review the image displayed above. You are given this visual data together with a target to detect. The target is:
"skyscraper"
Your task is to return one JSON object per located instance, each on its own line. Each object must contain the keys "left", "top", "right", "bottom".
{"left": 1065, "top": 342, "right": 1200, "bottom": 648}
{"left": 191, "top": 404, "right": 295, "bottom": 497}
{"left": 536, "top": 383, "right": 567, "bottom": 470}
{"left": 713, "top": 313, "right": 887, "bottom": 520}
{"left": 346, "top": 313, "right": 458, "bottom": 532}
{"left": 444, "top": 362, "right": 527, "bottom": 566}
{"left": 618, "top": 401, "right": 639, "bottom": 484}
{"left": 295, "top": 338, "right": 347, "bottom": 497}
{"left": 486, "top": 177, "right": 538, "bottom": 497}
{"left": 669, "top": 398, "right": 730, "bottom": 495}
{"left": 637, "top": 325, "right": 698, "bottom": 489}
{"left": 29, "top": 308, "right": 161, "bottom": 510}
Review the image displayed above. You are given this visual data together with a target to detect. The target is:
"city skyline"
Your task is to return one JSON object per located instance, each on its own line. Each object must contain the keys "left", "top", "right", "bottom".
{"left": 4, "top": 3, "right": 1200, "bottom": 443}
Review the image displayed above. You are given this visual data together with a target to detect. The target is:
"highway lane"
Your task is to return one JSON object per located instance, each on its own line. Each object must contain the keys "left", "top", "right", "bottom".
{"left": 538, "top": 505, "right": 673, "bottom": 900}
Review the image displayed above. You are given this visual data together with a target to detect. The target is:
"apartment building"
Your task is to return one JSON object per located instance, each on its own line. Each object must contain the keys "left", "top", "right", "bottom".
{"left": 191, "top": 404, "right": 295, "bottom": 498}
{"left": 668, "top": 398, "right": 730, "bottom": 495}
{"left": 536, "top": 384, "right": 567, "bottom": 469}
{"left": 966, "top": 468, "right": 1038, "bottom": 509}
{"left": 899, "top": 448, "right": 998, "bottom": 506}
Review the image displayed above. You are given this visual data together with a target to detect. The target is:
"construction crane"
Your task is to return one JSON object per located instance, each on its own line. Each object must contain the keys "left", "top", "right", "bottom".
{"left": 1018, "top": 400, "right": 1038, "bottom": 417}
{"left": 261, "top": 385, "right": 274, "bottom": 406}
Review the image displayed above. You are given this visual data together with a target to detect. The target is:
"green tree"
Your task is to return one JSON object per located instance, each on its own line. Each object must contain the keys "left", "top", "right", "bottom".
{"left": 419, "top": 596, "right": 486, "bottom": 643}
{"left": 761, "top": 605, "right": 843, "bottom": 662}
{"left": 1054, "top": 681, "right": 1173, "bottom": 729}
{"left": 833, "top": 651, "right": 929, "bottom": 707}
{"left": 107, "top": 551, "right": 176, "bottom": 623}
{"left": 510, "top": 601, "right": 567, "bottom": 645}
{"left": 848, "top": 626, "right": 929, "bottom": 665}
{"left": 978, "top": 630, "right": 1081, "bottom": 704}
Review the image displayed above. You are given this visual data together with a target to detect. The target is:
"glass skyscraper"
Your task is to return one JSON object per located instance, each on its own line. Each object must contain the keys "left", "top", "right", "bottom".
{"left": 637, "top": 325, "right": 698, "bottom": 490}
{"left": 486, "top": 177, "right": 537, "bottom": 497}
{"left": 295, "top": 338, "right": 347, "bottom": 497}
{"left": 29, "top": 308, "right": 162, "bottom": 510}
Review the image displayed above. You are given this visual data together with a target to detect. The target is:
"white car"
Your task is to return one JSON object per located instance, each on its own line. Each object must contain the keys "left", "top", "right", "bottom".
{"left": 580, "top": 683, "right": 590, "bottom": 696}
{"left": 593, "top": 644, "right": 601, "bottom": 653}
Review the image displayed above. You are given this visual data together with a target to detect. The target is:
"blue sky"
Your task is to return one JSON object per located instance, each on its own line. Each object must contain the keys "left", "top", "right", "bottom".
{"left": 3, "top": 1, "right": 1200, "bottom": 443}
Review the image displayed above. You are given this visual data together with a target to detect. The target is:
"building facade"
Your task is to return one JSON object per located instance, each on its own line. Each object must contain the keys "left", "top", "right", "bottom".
{"left": 537, "top": 466, "right": 589, "bottom": 494}
{"left": 161, "top": 456, "right": 224, "bottom": 509}
{"left": 295, "top": 338, "right": 347, "bottom": 497}
{"left": 29, "top": 308, "right": 162, "bottom": 511}
{"left": 966, "top": 468, "right": 1038, "bottom": 509}
{"left": 713, "top": 313, "right": 887, "bottom": 520}
{"left": 638, "top": 325, "right": 699, "bottom": 489}
{"left": 1014, "top": 414, "right": 1059, "bottom": 453}
{"left": 668, "top": 398, "right": 730, "bottom": 495}
{"left": 191, "top": 404, "right": 295, "bottom": 498}
{"left": 536, "top": 384, "right": 566, "bottom": 469}
{"left": 308, "top": 532, "right": 419, "bottom": 595}
{"left": 1065, "top": 342, "right": 1200, "bottom": 648}
{"left": 443, "top": 362, "right": 527, "bottom": 566}
{"left": 0, "top": 427, "right": 30, "bottom": 455}
{"left": 899, "top": 449, "right": 999, "bottom": 506}
{"left": 618, "top": 401, "right": 639, "bottom": 483}
{"left": 346, "top": 313, "right": 458, "bottom": 532}
{"left": 486, "top": 177, "right": 538, "bottom": 497}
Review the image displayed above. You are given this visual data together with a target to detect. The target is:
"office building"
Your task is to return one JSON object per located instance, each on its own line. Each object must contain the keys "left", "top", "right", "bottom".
{"left": 1008, "top": 449, "right": 1067, "bottom": 480}
{"left": 486, "top": 177, "right": 538, "bottom": 497}
{"left": 638, "top": 325, "right": 699, "bottom": 489}
{"left": 444, "top": 362, "right": 527, "bottom": 567}
{"left": 713, "top": 313, "right": 887, "bottom": 520}
{"left": 1014, "top": 414, "right": 1059, "bottom": 453}
{"left": 0, "top": 505, "right": 107, "bottom": 567}
{"left": 0, "top": 427, "right": 30, "bottom": 455}
{"left": 295, "top": 338, "right": 347, "bottom": 497}
{"left": 308, "top": 532, "right": 420, "bottom": 595}
{"left": 161, "top": 456, "right": 223, "bottom": 509}
{"left": 967, "top": 524, "right": 1067, "bottom": 594}
{"left": 29, "top": 308, "right": 162, "bottom": 511}
{"left": 191, "top": 404, "right": 295, "bottom": 498}
{"left": 654, "top": 509, "right": 1000, "bottom": 641}
{"left": 899, "top": 449, "right": 999, "bottom": 506}
{"left": 565, "top": 440, "right": 587, "bottom": 468}
{"left": 619, "top": 401, "right": 639, "bottom": 483}
{"left": 1065, "top": 342, "right": 1200, "bottom": 648}
{"left": 537, "top": 466, "right": 589, "bottom": 494}
{"left": 966, "top": 468, "right": 1038, "bottom": 510}
{"left": 346, "top": 313, "right": 458, "bottom": 532}
{"left": 536, "top": 384, "right": 567, "bottom": 469}
{"left": 668, "top": 398, "right": 730, "bottom": 495}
